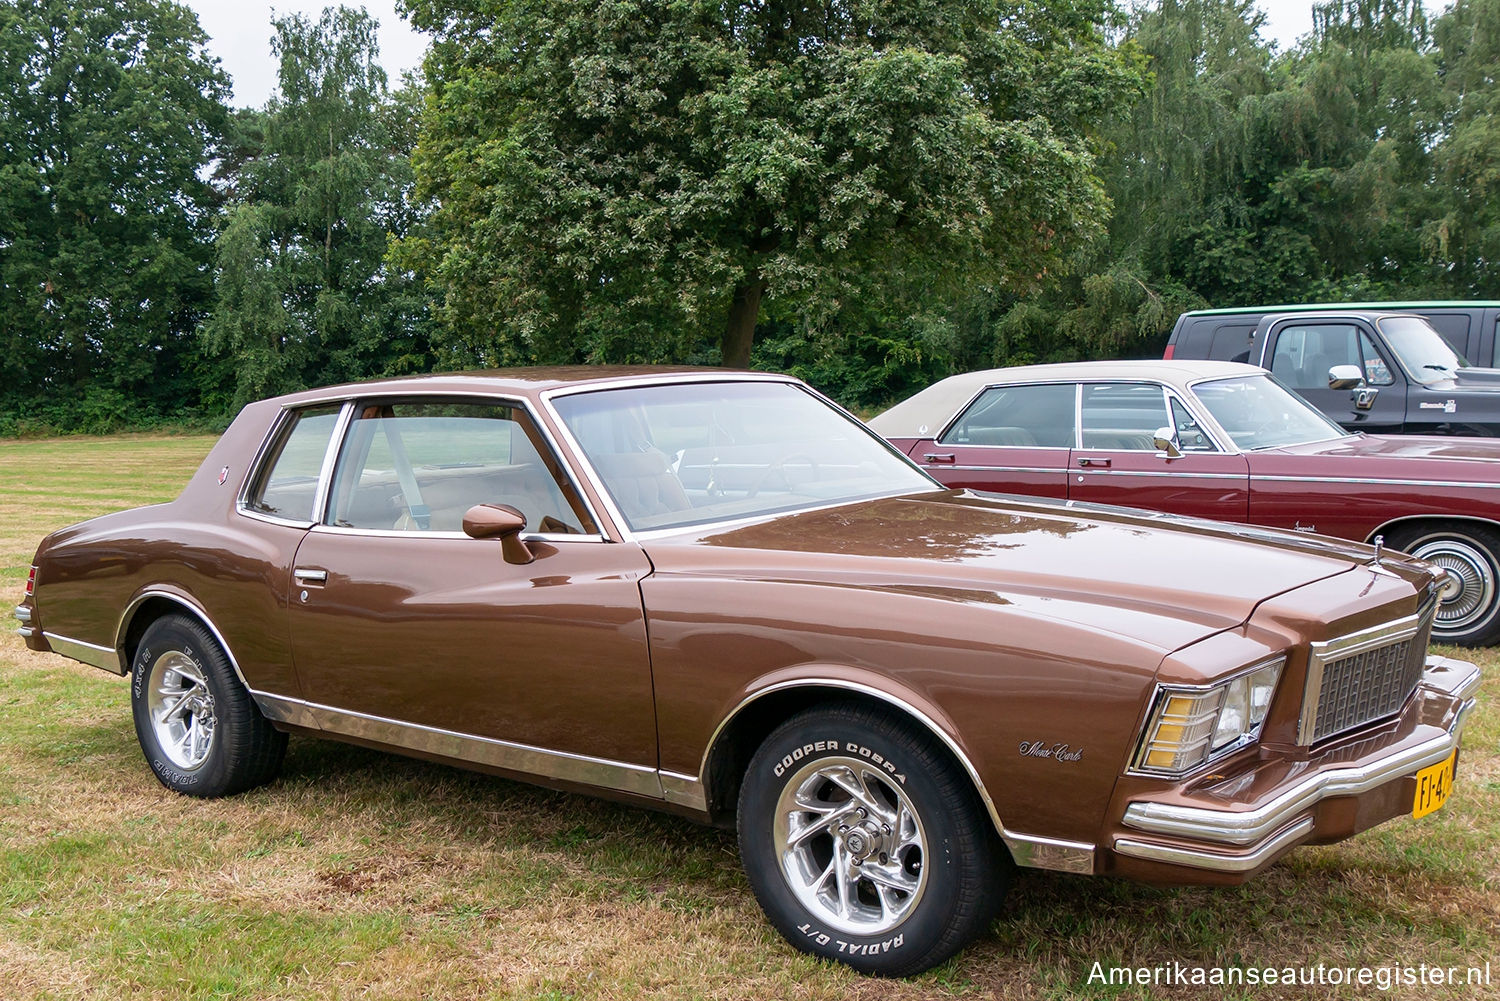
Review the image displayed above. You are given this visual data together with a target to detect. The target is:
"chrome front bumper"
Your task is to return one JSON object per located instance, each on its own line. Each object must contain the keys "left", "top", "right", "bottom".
{"left": 1114, "top": 656, "right": 1481, "bottom": 874}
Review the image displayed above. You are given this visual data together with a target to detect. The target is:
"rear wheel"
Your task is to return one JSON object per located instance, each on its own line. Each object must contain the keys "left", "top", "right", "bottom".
{"left": 130, "top": 614, "right": 286, "bottom": 797}
{"left": 737, "top": 704, "right": 1008, "bottom": 976}
{"left": 1389, "top": 522, "right": 1500, "bottom": 646}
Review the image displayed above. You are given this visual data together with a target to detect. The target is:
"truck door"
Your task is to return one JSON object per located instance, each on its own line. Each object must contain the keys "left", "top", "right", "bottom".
{"left": 1263, "top": 319, "right": 1408, "bottom": 432}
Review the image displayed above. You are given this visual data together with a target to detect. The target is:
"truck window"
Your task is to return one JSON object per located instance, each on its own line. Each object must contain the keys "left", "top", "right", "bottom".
{"left": 1378, "top": 315, "right": 1468, "bottom": 385}
{"left": 1269, "top": 324, "right": 1392, "bottom": 388}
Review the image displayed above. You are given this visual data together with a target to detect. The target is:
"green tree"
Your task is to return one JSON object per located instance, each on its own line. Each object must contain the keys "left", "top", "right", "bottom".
{"left": 0, "top": 0, "right": 228, "bottom": 428}
{"left": 403, "top": 0, "right": 1143, "bottom": 369}
{"left": 203, "top": 6, "right": 433, "bottom": 408}
{"left": 1427, "top": 0, "right": 1500, "bottom": 293}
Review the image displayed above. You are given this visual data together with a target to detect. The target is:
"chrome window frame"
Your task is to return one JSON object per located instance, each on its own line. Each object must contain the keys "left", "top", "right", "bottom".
{"left": 1076, "top": 381, "right": 1232, "bottom": 455}
{"left": 239, "top": 391, "right": 608, "bottom": 544}
{"left": 236, "top": 402, "right": 355, "bottom": 530}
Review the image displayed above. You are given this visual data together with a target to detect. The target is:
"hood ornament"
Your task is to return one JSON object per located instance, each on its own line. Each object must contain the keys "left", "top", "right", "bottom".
{"left": 1373, "top": 534, "right": 1384, "bottom": 567}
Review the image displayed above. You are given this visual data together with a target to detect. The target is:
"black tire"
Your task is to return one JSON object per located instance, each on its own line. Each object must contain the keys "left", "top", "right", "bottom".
{"left": 1388, "top": 522, "right": 1500, "bottom": 646}
{"left": 130, "top": 614, "right": 286, "bottom": 797}
{"left": 737, "top": 703, "right": 1008, "bottom": 976}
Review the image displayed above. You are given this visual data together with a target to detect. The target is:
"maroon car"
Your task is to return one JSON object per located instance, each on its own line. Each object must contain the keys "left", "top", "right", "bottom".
{"left": 15, "top": 368, "right": 1479, "bottom": 974}
{"left": 872, "top": 360, "right": 1500, "bottom": 646}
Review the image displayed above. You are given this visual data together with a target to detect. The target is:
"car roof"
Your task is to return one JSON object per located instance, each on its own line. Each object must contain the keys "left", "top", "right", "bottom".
{"left": 867, "top": 360, "right": 1265, "bottom": 438}
{"left": 1181, "top": 302, "right": 1500, "bottom": 318}
{"left": 268, "top": 366, "right": 794, "bottom": 407}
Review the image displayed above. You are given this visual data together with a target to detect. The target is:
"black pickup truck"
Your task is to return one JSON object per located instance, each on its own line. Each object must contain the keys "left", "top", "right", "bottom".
{"left": 1165, "top": 306, "right": 1500, "bottom": 436}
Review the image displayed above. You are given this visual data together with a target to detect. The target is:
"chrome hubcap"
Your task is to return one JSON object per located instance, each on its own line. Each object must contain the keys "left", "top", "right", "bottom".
{"left": 146, "top": 651, "right": 216, "bottom": 770}
{"left": 773, "top": 756, "right": 926, "bottom": 936}
{"left": 1411, "top": 539, "right": 1497, "bottom": 633}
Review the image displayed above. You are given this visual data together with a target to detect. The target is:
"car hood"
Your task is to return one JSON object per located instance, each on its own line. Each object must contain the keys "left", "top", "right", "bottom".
{"left": 1266, "top": 432, "right": 1500, "bottom": 468}
{"left": 640, "top": 490, "right": 1410, "bottom": 656}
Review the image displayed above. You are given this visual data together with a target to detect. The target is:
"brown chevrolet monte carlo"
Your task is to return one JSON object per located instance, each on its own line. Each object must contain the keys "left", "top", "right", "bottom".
{"left": 14, "top": 368, "right": 1481, "bottom": 975}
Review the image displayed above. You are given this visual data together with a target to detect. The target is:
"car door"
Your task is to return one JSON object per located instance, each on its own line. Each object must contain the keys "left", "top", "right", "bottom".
{"left": 1067, "top": 383, "right": 1250, "bottom": 521}
{"left": 285, "top": 396, "right": 660, "bottom": 780}
{"left": 1264, "top": 319, "right": 1408, "bottom": 432}
{"left": 913, "top": 382, "right": 1075, "bottom": 498}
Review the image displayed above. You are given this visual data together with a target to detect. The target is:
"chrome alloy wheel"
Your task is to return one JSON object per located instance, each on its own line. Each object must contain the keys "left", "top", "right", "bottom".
{"left": 1412, "top": 537, "right": 1498, "bottom": 632}
{"left": 773, "top": 756, "right": 928, "bottom": 936}
{"left": 146, "top": 651, "right": 217, "bottom": 770}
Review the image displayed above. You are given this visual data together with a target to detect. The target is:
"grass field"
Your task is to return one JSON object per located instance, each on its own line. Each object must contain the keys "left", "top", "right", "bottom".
{"left": 1, "top": 434, "right": 1496, "bottom": 1000}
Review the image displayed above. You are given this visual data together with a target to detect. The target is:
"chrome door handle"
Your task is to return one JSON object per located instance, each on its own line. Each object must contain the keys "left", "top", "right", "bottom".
{"left": 1077, "top": 457, "right": 1112, "bottom": 468}
{"left": 923, "top": 453, "right": 956, "bottom": 464}
{"left": 293, "top": 568, "right": 328, "bottom": 583}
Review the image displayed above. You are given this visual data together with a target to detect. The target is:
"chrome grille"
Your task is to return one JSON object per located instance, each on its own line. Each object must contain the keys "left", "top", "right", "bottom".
{"left": 1298, "top": 599, "right": 1434, "bottom": 745}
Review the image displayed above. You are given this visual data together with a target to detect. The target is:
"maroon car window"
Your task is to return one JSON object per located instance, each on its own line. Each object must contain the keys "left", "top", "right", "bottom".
{"left": 1169, "top": 398, "right": 1216, "bottom": 451}
{"left": 1193, "top": 374, "right": 1348, "bottom": 449}
{"left": 244, "top": 405, "right": 342, "bottom": 521}
{"left": 325, "top": 401, "right": 596, "bottom": 535}
{"left": 1080, "top": 384, "right": 1168, "bottom": 450}
{"left": 939, "top": 384, "right": 1075, "bottom": 448}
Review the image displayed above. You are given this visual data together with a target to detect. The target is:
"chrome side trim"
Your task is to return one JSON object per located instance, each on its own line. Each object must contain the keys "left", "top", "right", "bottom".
{"left": 1114, "top": 817, "right": 1316, "bottom": 874}
{"left": 1122, "top": 691, "right": 1475, "bottom": 848}
{"left": 1000, "top": 832, "right": 1097, "bottom": 874}
{"left": 1074, "top": 470, "right": 1247, "bottom": 481}
{"left": 660, "top": 770, "right": 708, "bottom": 811}
{"left": 1255, "top": 473, "right": 1500, "bottom": 490}
{"left": 114, "top": 590, "right": 255, "bottom": 692}
{"left": 252, "top": 693, "right": 665, "bottom": 800}
{"left": 40, "top": 632, "right": 120, "bottom": 674}
{"left": 697, "top": 678, "right": 1090, "bottom": 869}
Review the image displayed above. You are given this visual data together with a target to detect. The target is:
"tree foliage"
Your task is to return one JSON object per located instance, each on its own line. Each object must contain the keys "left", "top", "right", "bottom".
{"left": 401, "top": 0, "right": 1144, "bottom": 370}
{"left": 202, "top": 6, "right": 433, "bottom": 409}
{"left": 0, "top": 0, "right": 228, "bottom": 429}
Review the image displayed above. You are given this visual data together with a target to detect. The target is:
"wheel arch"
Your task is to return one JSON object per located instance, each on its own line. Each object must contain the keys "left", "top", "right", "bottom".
{"left": 116, "top": 589, "right": 253, "bottom": 692}
{"left": 1365, "top": 513, "right": 1500, "bottom": 545}
{"left": 696, "top": 677, "right": 1074, "bottom": 869}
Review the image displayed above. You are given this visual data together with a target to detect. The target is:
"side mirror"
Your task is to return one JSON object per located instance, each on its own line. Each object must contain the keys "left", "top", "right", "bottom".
{"left": 1328, "top": 365, "right": 1365, "bottom": 391}
{"left": 462, "top": 503, "right": 535, "bottom": 565}
{"left": 1153, "top": 426, "right": 1182, "bottom": 459}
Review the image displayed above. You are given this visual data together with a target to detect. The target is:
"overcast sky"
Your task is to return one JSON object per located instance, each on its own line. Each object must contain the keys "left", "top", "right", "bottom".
{"left": 183, "top": 1, "right": 1327, "bottom": 110}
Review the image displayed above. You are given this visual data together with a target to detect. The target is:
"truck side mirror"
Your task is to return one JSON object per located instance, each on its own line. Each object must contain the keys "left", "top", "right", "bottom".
{"left": 1328, "top": 365, "right": 1365, "bottom": 391}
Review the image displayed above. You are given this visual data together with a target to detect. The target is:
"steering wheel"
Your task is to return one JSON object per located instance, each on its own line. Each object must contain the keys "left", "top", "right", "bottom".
{"left": 746, "top": 453, "right": 820, "bottom": 498}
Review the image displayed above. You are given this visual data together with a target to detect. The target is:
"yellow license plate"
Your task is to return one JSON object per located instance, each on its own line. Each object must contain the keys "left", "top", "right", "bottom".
{"left": 1412, "top": 752, "right": 1456, "bottom": 819}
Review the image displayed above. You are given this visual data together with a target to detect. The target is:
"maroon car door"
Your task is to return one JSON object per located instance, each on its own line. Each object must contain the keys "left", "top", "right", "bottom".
{"left": 284, "top": 398, "right": 660, "bottom": 774}
{"left": 1067, "top": 383, "right": 1250, "bottom": 520}
{"left": 911, "top": 382, "right": 1075, "bottom": 498}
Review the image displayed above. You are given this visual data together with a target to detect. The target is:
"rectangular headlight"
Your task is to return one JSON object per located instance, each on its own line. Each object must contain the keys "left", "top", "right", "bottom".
{"left": 1135, "top": 658, "right": 1285, "bottom": 776}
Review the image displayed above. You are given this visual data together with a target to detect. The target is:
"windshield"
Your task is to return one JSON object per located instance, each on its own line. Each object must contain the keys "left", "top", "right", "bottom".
{"left": 1379, "top": 315, "right": 1468, "bottom": 385}
{"left": 551, "top": 381, "right": 937, "bottom": 531}
{"left": 1192, "top": 374, "right": 1348, "bottom": 450}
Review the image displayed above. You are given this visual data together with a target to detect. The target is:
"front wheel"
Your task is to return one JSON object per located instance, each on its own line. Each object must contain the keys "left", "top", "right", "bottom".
{"left": 737, "top": 704, "right": 1008, "bottom": 976}
{"left": 1389, "top": 523, "right": 1500, "bottom": 646}
{"left": 130, "top": 614, "right": 287, "bottom": 797}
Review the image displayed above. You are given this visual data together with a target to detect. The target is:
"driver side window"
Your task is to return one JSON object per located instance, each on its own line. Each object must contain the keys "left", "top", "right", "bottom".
{"left": 326, "top": 400, "right": 595, "bottom": 535}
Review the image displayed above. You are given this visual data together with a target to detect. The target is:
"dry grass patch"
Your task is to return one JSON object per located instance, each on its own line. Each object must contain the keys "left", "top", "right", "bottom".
{"left": 2, "top": 433, "right": 1497, "bottom": 999}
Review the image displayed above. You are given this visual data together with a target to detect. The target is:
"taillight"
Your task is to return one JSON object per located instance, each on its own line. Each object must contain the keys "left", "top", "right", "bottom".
{"left": 1163, "top": 344, "right": 1176, "bottom": 360}
{"left": 26, "top": 565, "right": 36, "bottom": 598}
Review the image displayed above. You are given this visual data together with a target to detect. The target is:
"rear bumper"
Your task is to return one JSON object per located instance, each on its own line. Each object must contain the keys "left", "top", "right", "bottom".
{"left": 1110, "top": 655, "right": 1479, "bottom": 878}
{"left": 14, "top": 603, "right": 51, "bottom": 653}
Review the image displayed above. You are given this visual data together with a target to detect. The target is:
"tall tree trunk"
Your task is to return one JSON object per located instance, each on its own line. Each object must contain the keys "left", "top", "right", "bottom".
{"left": 722, "top": 271, "right": 766, "bottom": 368}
